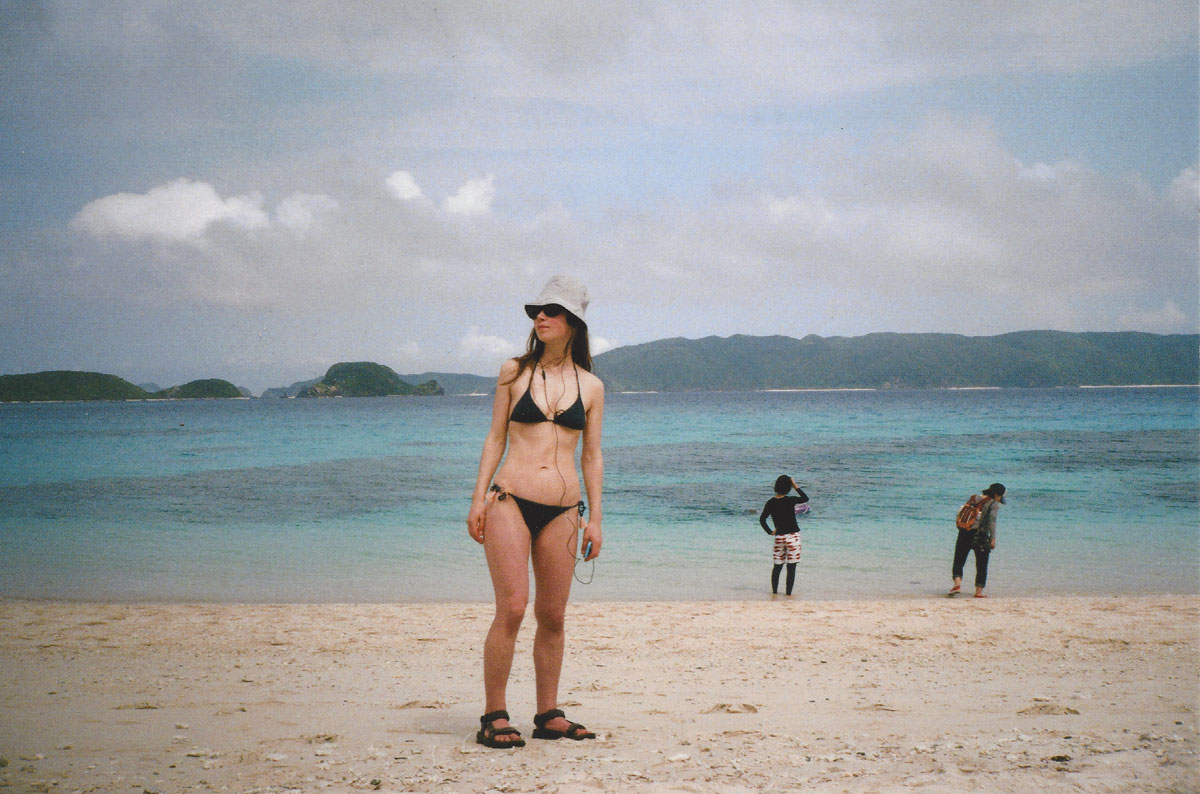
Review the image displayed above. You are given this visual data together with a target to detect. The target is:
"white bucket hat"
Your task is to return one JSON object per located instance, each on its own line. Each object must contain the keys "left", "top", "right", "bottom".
{"left": 525, "top": 274, "right": 589, "bottom": 325}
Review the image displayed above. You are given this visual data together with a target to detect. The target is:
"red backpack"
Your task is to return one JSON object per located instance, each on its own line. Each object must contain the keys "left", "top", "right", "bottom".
{"left": 955, "top": 494, "right": 987, "bottom": 530}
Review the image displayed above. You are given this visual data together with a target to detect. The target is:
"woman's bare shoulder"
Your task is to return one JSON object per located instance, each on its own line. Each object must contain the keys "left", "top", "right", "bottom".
{"left": 492, "top": 358, "right": 524, "bottom": 392}
{"left": 580, "top": 368, "right": 605, "bottom": 397}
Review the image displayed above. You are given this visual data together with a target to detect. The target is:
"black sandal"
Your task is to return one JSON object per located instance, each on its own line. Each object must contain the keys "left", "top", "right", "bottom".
{"left": 476, "top": 710, "right": 525, "bottom": 749}
{"left": 531, "top": 708, "right": 596, "bottom": 741}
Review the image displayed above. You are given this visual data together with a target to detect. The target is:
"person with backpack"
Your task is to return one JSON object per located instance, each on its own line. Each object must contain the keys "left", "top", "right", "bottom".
{"left": 949, "top": 483, "right": 1006, "bottom": 598}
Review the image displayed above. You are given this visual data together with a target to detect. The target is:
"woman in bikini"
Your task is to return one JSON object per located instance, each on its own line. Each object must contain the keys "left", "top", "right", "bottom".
{"left": 466, "top": 274, "right": 604, "bottom": 749}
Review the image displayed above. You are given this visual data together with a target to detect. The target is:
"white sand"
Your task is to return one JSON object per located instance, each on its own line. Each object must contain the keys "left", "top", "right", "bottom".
{"left": 1, "top": 596, "right": 1196, "bottom": 793}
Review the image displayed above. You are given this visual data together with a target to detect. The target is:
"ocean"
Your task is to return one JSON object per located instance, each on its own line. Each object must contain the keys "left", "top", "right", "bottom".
{"left": 1, "top": 387, "right": 1196, "bottom": 602}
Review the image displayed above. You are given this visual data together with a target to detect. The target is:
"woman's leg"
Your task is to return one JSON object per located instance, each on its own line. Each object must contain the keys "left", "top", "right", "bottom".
{"left": 482, "top": 497, "right": 531, "bottom": 741}
{"left": 771, "top": 563, "right": 783, "bottom": 594}
{"left": 951, "top": 531, "right": 973, "bottom": 589}
{"left": 974, "top": 546, "right": 990, "bottom": 595}
{"left": 530, "top": 509, "right": 582, "bottom": 732}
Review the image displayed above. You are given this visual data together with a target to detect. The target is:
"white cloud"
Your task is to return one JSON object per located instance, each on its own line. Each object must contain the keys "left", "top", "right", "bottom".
{"left": 394, "top": 341, "right": 421, "bottom": 362}
{"left": 752, "top": 115, "right": 1196, "bottom": 306}
{"left": 1168, "top": 166, "right": 1199, "bottom": 213}
{"left": 766, "top": 193, "right": 838, "bottom": 224}
{"left": 71, "top": 178, "right": 269, "bottom": 242}
{"left": 1116, "top": 300, "right": 1190, "bottom": 331}
{"left": 55, "top": 115, "right": 1196, "bottom": 359}
{"left": 590, "top": 334, "right": 617, "bottom": 355}
{"left": 459, "top": 326, "right": 520, "bottom": 360}
{"left": 275, "top": 192, "right": 339, "bottom": 231}
{"left": 1019, "top": 160, "right": 1085, "bottom": 182}
{"left": 443, "top": 175, "right": 496, "bottom": 216}
{"left": 187, "top": 2, "right": 1194, "bottom": 112}
{"left": 385, "top": 170, "right": 424, "bottom": 201}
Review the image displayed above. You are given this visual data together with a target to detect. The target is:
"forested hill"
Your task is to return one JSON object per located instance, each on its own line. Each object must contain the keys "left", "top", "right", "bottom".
{"left": 0, "top": 372, "right": 246, "bottom": 401}
{"left": 296, "top": 362, "right": 443, "bottom": 397}
{"left": 0, "top": 371, "right": 150, "bottom": 402}
{"left": 591, "top": 331, "right": 1199, "bottom": 391}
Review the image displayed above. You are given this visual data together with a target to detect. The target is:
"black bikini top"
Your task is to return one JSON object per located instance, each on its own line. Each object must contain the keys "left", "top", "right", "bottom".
{"left": 509, "top": 363, "right": 586, "bottom": 431}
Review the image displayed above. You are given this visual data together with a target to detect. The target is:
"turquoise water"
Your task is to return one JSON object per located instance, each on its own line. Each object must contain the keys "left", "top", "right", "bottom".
{"left": 1, "top": 387, "right": 1196, "bottom": 601}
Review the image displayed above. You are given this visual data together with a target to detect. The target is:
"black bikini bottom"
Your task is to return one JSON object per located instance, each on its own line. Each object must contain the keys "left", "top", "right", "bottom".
{"left": 490, "top": 484, "right": 585, "bottom": 539}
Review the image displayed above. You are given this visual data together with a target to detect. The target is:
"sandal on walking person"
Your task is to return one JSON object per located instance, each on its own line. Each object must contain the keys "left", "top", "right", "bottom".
{"left": 531, "top": 708, "right": 596, "bottom": 740}
{"left": 476, "top": 710, "right": 525, "bottom": 749}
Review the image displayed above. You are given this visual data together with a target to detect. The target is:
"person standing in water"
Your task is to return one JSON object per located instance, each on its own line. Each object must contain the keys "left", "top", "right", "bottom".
{"left": 467, "top": 275, "right": 605, "bottom": 749}
{"left": 759, "top": 475, "right": 810, "bottom": 596}
{"left": 950, "top": 483, "right": 1006, "bottom": 598}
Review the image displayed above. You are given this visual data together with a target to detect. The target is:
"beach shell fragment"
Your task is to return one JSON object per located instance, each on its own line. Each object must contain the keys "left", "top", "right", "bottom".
{"left": 703, "top": 703, "right": 758, "bottom": 713}
{"left": 1018, "top": 702, "right": 1079, "bottom": 716}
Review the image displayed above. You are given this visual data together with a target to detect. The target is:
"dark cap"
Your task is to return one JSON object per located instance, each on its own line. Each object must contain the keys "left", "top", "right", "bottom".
{"left": 985, "top": 483, "right": 1006, "bottom": 503}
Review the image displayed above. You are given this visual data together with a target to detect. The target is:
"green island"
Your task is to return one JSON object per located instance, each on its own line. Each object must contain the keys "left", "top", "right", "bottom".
{"left": 0, "top": 371, "right": 151, "bottom": 402}
{"left": 296, "top": 362, "right": 444, "bottom": 397}
{"left": 152, "top": 379, "right": 244, "bottom": 399}
{"left": 0, "top": 372, "right": 249, "bottom": 402}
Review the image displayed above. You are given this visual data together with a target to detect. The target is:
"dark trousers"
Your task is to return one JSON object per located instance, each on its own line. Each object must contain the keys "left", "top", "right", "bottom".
{"left": 952, "top": 530, "right": 990, "bottom": 588}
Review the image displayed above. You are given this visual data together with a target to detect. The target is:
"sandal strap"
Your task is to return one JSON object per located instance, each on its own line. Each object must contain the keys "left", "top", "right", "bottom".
{"left": 486, "top": 726, "right": 522, "bottom": 737}
{"left": 564, "top": 721, "right": 592, "bottom": 737}
{"left": 533, "top": 708, "right": 565, "bottom": 728}
{"left": 480, "top": 709, "right": 511, "bottom": 727}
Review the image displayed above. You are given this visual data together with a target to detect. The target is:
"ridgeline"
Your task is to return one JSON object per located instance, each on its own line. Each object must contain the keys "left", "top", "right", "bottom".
{"left": 591, "top": 331, "right": 1199, "bottom": 391}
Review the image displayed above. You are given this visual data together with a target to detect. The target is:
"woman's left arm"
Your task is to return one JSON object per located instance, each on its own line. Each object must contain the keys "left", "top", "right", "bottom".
{"left": 579, "top": 376, "right": 605, "bottom": 561}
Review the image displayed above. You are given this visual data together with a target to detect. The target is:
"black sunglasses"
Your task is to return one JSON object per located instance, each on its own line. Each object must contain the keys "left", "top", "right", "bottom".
{"left": 525, "top": 304, "right": 566, "bottom": 320}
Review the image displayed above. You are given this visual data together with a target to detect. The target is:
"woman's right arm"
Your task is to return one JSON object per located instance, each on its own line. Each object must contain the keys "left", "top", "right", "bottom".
{"left": 759, "top": 503, "right": 774, "bottom": 534}
{"left": 467, "top": 359, "right": 517, "bottom": 543}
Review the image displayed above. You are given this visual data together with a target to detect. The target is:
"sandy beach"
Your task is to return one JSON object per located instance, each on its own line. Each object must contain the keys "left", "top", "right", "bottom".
{"left": 1, "top": 596, "right": 1196, "bottom": 793}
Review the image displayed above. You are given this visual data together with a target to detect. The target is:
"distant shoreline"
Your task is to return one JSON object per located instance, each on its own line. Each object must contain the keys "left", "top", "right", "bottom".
{"left": 762, "top": 387, "right": 877, "bottom": 392}
{"left": 1077, "top": 383, "right": 1199, "bottom": 389}
{"left": 4, "top": 382, "right": 1198, "bottom": 404}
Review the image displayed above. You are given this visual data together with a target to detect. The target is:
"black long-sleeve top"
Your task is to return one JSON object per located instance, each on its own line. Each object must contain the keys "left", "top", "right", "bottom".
{"left": 759, "top": 489, "right": 809, "bottom": 535}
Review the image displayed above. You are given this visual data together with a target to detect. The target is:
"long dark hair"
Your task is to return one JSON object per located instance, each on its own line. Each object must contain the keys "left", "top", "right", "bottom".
{"left": 505, "top": 312, "right": 592, "bottom": 384}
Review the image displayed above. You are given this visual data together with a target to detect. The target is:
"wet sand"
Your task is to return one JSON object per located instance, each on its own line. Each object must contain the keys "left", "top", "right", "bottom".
{"left": 1, "top": 596, "right": 1196, "bottom": 793}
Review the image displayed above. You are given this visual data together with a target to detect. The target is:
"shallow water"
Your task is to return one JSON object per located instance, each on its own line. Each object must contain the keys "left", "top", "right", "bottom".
{"left": 1, "top": 387, "right": 1196, "bottom": 601}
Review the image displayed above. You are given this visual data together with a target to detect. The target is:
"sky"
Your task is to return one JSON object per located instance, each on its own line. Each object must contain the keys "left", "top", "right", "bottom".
{"left": 1, "top": 1, "right": 1197, "bottom": 393}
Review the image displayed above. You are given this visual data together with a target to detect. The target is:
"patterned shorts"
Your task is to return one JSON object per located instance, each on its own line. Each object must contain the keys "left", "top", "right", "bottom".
{"left": 773, "top": 532, "right": 802, "bottom": 563}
